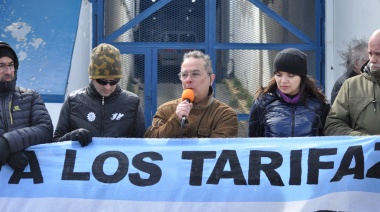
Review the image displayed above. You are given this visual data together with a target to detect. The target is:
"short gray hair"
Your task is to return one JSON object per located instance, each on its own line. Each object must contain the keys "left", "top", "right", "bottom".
{"left": 183, "top": 50, "right": 213, "bottom": 74}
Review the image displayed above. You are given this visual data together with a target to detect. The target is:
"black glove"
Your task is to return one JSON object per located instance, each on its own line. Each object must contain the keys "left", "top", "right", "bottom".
{"left": 7, "top": 151, "right": 29, "bottom": 172}
{"left": 70, "top": 128, "right": 92, "bottom": 147}
{"left": 0, "top": 137, "right": 10, "bottom": 165}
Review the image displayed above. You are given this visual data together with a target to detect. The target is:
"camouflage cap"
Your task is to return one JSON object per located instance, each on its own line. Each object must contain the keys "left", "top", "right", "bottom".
{"left": 88, "top": 43, "right": 122, "bottom": 79}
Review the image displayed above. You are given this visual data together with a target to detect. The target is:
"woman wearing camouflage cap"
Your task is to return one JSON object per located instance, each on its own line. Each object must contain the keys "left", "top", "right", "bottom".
{"left": 52, "top": 43, "right": 146, "bottom": 146}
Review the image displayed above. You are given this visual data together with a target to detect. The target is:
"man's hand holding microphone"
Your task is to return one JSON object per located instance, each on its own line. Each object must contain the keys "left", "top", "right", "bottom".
{"left": 176, "top": 89, "right": 194, "bottom": 128}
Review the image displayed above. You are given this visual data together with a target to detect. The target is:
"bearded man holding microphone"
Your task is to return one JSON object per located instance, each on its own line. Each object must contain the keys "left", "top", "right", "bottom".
{"left": 144, "top": 50, "right": 238, "bottom": 138}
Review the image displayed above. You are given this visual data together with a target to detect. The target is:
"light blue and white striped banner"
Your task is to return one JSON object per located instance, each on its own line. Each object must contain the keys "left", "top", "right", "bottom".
{"left": 1, "top": 136, "right": 380, "bottom": 211}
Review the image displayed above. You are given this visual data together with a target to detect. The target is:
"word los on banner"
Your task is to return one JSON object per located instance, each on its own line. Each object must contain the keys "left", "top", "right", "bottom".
{"left": 5, "top": 143, "right": 380, "bottom": 185}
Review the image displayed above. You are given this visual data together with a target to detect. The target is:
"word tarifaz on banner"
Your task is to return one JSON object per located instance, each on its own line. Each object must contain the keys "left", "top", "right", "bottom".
{"left": 1, "top": 137, "right": 380, "bottom": 212}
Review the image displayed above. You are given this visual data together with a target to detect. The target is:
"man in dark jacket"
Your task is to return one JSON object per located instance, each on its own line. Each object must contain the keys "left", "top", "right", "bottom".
{"left": 0, "top": 41, "right": 53, "bottom": 171}
{"left": 330, "top": 38, "right": 368, "bottom": 104}
{"left": 52, "top": 43, "right": 146, "bottom": 146}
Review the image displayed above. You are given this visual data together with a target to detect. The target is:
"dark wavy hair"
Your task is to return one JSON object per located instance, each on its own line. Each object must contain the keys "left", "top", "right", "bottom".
{"left": 255, "top": 75, "right": 328, "bottom": 104}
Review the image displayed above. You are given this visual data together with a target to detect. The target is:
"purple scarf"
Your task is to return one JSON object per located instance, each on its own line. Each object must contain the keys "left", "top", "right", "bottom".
{"left": 277, "top": 88, "right": 301, "bottom": 104}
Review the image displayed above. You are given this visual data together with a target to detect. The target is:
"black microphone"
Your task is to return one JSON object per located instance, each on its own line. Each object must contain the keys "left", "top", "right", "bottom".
{"left": 180, "top": 89, "right": 194, "bottom": 128}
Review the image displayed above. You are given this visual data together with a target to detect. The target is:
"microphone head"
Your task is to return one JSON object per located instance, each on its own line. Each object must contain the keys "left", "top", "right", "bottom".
{"left": 181, "top": 89, "right": 194, "bottom": 103}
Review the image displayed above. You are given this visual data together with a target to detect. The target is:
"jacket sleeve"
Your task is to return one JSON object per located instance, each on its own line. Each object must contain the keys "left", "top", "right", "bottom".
{"left": 144, "top": 106, "right": 182, "bottom": 138}
{"left": 324, "top": 80, "right": 368, "bottom": 136}
{"left": 133, "top": 101, "right": 147, "bottom": 138}
{"left": 4, "top": 91, "right": 53, "bottom": 152}
{"left": 52, "top": 99, "right": 73, "bottom": 142}
{"left": 248, "top": 99, "right": 263, "bottom": 137}
{"left": 144, "top": 110, "right": 181, "bottom": 138}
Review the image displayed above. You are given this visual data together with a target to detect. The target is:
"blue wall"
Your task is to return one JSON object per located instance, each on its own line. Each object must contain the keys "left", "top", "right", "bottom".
{"left": 0, "top": 1, "right": 82, "bottom": 102}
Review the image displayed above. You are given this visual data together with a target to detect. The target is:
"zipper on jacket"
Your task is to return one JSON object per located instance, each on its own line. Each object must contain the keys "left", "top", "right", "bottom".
{"left": 372, "top": 99, "right": 377, "bottom": 112}
{"left": 372, "top": 83, "right": 377, "bottom": 112}
{"left": 291, "top": 104, "right": 295, "bottom": 136}
{"left": 1, "top": 93, "right": 9, "bottom": 132}
{"left": 8, "top": 101, "right": 13, "bottom": 125}
{"left": 101, "top": 96, "right": 105, "bottom": 137}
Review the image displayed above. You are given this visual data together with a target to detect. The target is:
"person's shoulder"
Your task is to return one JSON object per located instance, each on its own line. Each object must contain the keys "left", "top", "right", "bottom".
{"left": 15, "top": 86, "right": 38, "bottom": 95}
{"left": 158, "top": 98, "right": 182, "bottom": 109}
{"left": 255, "top": 92, "right": 277, "bottom": 106}
{"left": 333, "top": 72, "right": 351, "bottom": 86}
{"left": 13, "top": 86, "right": 44, "bottom": 102}
{"left": 344, "top": 73, "right": 367, "bottom": 85}
{"left": 68, "top": 87, "right": 87, "bottom": 98}
{"left": 261, "top": 92, "right": 276, "bottom": 99}
{"left": 212, "top": 98, "right": 237, "bottom": 114}
{"left": 213, "top": 98, "right": 233, "bottom": 108}
{"left": 120, "top": 89, "right": 139, "bottom": 98}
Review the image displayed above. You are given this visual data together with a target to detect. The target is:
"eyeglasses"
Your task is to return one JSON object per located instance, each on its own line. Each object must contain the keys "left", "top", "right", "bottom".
{"left": 178, "top": 71, "right": 210, "bottom": 80}
{"left": 0, "top": 63, "right": 15, "bottom": 72}
{"left": 95, "top": 78, "right": 120, "bottom": 86}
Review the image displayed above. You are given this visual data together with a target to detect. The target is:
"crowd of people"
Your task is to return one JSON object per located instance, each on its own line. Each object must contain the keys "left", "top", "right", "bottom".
{"left": 1, "top": 28, "right": 379, "bottom": 171}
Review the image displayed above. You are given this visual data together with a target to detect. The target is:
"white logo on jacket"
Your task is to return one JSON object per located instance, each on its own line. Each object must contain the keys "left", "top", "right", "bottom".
{"left": 87, "top": 112, "right": 96, "bottom": 122}
{"left": 111, "top": 113, "right": 124, "bottom": 120}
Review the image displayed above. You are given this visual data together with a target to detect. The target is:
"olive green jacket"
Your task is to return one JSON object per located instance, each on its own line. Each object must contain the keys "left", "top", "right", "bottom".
{"left": 324, "top": 73, "right": 380, "bottom": 136}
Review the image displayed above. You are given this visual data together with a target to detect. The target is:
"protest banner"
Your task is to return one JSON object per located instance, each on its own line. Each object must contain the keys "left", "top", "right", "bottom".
{"left": 1, "top": 136, "right": 380, "bottom": 211}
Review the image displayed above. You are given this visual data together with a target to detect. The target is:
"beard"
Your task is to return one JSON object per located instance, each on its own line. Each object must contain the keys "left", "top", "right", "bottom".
{"left": 0, "top": 73, "right": 16, "bottom": 93}
{"left": 370, "top": 63, "right": 380, "bottom": 79}
{"left": 0, "top": 80, "right": 16, "bottom": 92}
{"left": 370, "top": 63, "right": 380, "bottom": 72}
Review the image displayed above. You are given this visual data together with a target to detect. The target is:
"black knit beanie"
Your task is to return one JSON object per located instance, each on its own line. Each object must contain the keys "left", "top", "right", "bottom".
{"left": 0, "top": 41, "right": 19, "bottom": 71}
{"left": 273, "top": 48, "right": 307, "bottom": 77}
{"left": 0, "top": 42, "right": 18, "bottom": 92}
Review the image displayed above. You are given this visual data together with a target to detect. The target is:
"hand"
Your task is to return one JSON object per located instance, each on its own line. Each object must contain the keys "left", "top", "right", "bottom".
{"left": 176, "top": 100, "right": 193, "bottom": 121}
{"left": 7, "top": 151, "right": 29, "bottom": 172}
{"left": 70, "top": 128, "right": 92, "bottom": 147}
{"left": 0, "top": 137, "right": 10, "bottom": 165}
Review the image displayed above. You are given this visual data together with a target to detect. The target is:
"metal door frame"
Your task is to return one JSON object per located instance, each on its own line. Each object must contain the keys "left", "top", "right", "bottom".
{"left": 92, "top": 0, "right": 325, "bottom": 125}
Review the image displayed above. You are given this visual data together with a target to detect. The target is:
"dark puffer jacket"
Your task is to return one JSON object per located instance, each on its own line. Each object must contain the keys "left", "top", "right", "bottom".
{"left": 248, "top": 91, "right": 330, "bottom": 137}
{"left": 0, "top": 86, "right": 53, "bottom": 152}
{"left": 53, "top": 82, "right": 146, "bottom": 141}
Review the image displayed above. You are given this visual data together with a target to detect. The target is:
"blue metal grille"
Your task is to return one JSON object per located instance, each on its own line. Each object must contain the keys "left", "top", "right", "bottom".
{"left": 95, "top": 0, "right": 324, "bottom": 136}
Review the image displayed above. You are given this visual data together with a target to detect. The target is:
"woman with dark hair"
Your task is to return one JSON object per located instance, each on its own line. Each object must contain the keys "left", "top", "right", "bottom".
{"left": 248, "top": 48, "right": 330, "bottom": 137}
